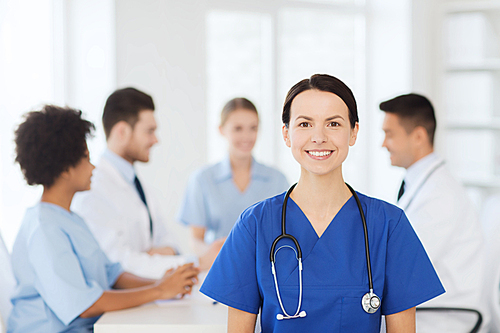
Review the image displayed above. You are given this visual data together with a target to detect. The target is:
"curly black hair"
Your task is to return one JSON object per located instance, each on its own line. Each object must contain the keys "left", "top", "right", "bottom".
{"left": 15, "top": 105, "right": 95, "bottom": 188}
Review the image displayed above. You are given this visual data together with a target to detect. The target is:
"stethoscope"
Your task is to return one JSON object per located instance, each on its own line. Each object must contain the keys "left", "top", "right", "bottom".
{"left": 270, "top": 183, "right": 380, "bottom": 321}
{"left": 400, "top": 161, "right": 445, "bottom": 210}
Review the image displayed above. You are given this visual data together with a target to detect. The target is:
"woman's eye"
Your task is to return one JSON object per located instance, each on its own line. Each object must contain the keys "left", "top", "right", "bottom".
{"left": 328, "top": 122, "right": 340, "bottom": 127}
{"left": 298, "top": 122, "right": 310, "bottom": 128}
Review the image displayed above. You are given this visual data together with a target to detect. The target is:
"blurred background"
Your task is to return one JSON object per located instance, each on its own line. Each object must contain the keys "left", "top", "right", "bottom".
{"left": 1, "top": 0, "right": 499, "bottom": 252}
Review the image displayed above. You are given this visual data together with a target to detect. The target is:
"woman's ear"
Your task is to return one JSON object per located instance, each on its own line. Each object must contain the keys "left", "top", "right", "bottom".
{"left": 349, "top": 122, "right": 359, "bottom": 146}
{"left": 282, "top": 125, "right": 291, "bottom": 148}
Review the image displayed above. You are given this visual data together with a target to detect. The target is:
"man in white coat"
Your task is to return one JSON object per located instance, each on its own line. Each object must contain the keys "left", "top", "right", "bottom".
{"left": 72, "top": 87, "right": 221, "bottom": 279}
{"left": 380, "top": 93, "right": 486, "bottom": 332}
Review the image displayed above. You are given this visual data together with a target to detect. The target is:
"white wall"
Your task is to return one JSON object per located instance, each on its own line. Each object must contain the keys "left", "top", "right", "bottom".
{"left": 65, "top": 0, "right": 116, "bottom": 160}
{"left": 365, "top": 0, "right": 412, "bottom": 201}
{"left": 0, "top": 0, "right": 415, "bottom": 250}
{"left": 115, "top": 0, "right": 210, "bottom": 252}
{"left": 114, "top": 0, "right": 413, "bottom": 232}
{"left": 0, "top": 0, "right": 56, "bottom": 249}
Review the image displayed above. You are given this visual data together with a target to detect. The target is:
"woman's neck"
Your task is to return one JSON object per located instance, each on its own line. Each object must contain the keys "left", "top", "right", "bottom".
{"left": 229, "top": 153, "right": 252, "bottom": 171}
{"left": 290, "top": 168, "right": 352, "bottom": 237}
{"left": 41, "top": 185, "right": 75, "bottom": 212}
{"left": 229, "top": 153, "right": 252, "bottom": 192}
{"left": 291, "top": 167, "right": 352, "bottom": 219}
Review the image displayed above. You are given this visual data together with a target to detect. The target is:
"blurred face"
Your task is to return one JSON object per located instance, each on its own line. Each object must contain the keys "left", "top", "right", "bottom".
{"left": 219, "top": 109, "right": 259, "bottom": 159}
{"left": 282, "top": 89, "right": 358, "bottom": 177}
{"left": 124, "top": 110, "right": 158, "bottom": 163}
{"left": 68, "top": 148, "right": 95, "bottom": 192}
{"left": 381, "top": 113, "right": 415, "bottom": 169}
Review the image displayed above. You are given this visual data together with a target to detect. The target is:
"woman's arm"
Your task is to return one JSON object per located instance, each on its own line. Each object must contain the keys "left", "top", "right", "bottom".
{"left": 80, "top": 263, "right": 198, "bottom": 318}
{"left": 147, "top": 246, "right": 177, "bottom": 256}
{"left": 191, "top": 226, "right": 206, "bottom": 242}
{"left": 112, "top": 272, "right": 157, "bottom": 289}
{"left": 228, "top": 307, "right": 257, "bottom": 333}
{"left": 386, "top": 307, "right": 416, "bottom": 333}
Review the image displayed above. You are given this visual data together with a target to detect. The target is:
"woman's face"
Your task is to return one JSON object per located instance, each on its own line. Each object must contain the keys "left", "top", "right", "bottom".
{"left": 220, "top": 108, "right": 259, "bottom": 159}
{"left": 67, "top": 148, "right": 95, "bottom": 192}
{"left": 282, "top": 89, "right": 358, "bottom": 177}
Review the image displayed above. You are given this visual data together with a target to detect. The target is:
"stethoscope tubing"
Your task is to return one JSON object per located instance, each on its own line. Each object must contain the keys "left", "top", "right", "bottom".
{"left": 345, "top": 183, "right": 374, "bottom": 291}
{"left": 270, "top": 183, "right": 300, "bottom": 262}
{"left": 401, "top": 161, "right": 445, "bottom": 210}
{"left": 270, "top": 182, "right": 380, "bottom": 318}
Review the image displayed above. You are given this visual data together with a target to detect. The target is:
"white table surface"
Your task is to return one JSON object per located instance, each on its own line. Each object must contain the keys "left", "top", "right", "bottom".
{"left": 94, "top": 284, "right": 228, "bottom": 333}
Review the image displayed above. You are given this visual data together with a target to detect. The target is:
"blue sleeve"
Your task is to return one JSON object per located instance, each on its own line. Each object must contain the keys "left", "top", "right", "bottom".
{"left": 200, "top": 212, "right": 261, "bottom": 314}
{"left": 104, "top": 255, "right": 124, "bottom": 287}
{"left": 177, "top": 171, "right": 208, "bottom": 228}
{"left": 28, "top": 226, "right": 104, "bottom": 325}
{"left": 381, "top": 211, "right": 445, "bottom": 315}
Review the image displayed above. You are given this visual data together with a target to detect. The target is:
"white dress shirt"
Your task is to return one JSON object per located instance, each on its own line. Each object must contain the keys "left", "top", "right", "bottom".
{"left": 72, "top": 150, "right": 194, "bottom": 279}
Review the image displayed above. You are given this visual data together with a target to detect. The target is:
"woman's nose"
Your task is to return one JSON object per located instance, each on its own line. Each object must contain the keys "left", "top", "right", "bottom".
{"left": 311, "top": 127, "right": 327, "bottom": 144}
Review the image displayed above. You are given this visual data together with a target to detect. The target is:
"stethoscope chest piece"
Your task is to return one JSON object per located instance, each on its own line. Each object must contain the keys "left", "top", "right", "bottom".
{"left": 362, "top": 291, "right": 381, "bottom": 314}
{"left": 272, "top": 183, "right": 382, "bottom": 320}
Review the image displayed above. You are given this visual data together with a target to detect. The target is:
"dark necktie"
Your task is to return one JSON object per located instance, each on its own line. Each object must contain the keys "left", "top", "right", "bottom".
{"left": 397, "top": 180, "right": 405, "bottom": 202}
{"left": 134, "top": 176, "right": 153, "bottom": 237}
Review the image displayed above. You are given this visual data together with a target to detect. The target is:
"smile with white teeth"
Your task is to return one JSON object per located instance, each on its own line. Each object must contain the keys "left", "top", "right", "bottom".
{"left": 308, "top": 150, "right": 332, "bottom": 157}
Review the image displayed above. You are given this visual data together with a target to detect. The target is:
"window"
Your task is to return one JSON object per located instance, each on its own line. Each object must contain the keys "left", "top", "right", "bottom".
{"left": 206, "top": 3, "right": 366, "bottom": 183}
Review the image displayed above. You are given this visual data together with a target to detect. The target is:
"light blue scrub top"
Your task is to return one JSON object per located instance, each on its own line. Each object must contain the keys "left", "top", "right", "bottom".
{"left": 177, "top": 157, "right": 288, "bottom": 242}
{"left": 8, "top": 203, "right": 124, "bottom": 333}
{"left": 201, "top": 192, "right": 445, "bottom": 332}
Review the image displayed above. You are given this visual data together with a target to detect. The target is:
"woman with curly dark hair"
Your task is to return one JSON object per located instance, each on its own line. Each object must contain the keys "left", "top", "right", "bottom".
{"left": 8, "top": 105, "right": 199, "bottom": 333}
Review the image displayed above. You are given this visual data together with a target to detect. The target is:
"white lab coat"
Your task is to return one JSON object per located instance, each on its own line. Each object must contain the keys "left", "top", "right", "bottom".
{"left": 397, "top": 156, "right": 486, "bottom": 333}
{"left": 72, "top": 156, "right": 189, "bottom": 279}
{"left": 479, "top": 195, "right": 500, "bottom": 333}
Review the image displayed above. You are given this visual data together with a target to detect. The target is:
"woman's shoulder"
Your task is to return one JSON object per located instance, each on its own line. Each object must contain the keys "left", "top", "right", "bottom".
{"left": 355, "top": 191, "right": 405, "bottom": 224}
{"left": 190, "top": 160, "right": 228, "bottom": 181}
{"left": 354, "top": 190, "right": 399, "bottom": 209}
{"left": 253, "top": 160, "right": 286, "bottom": 178}
{"left": 17, "top": 203, "right": 74, "bottom": 246}
{"left": 234, "top": 193, "right": 284, "bottom": 234}
{"left": 241, "top": 192, "right": 283, "bottom": 218}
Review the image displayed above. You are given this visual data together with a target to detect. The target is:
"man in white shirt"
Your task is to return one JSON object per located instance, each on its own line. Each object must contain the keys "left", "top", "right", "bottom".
{"left": 72, "top": 87, "right": 221, "bottom": 279}
{"left": 380, "top": 93, "right": 486, "bottom": 332}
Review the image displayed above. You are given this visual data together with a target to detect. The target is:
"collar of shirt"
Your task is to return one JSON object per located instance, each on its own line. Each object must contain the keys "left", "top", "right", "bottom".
{"left": 213, "top": 155, "right": 270, "bottom": 183}
{"left": 404, "top": 152, "right": 439, "bottom": 191}
{"left": 41, "top": 201, "right": 75, "bottom": 219}
{"left": 102, "top": 148, "right": 136, "bottom": 185}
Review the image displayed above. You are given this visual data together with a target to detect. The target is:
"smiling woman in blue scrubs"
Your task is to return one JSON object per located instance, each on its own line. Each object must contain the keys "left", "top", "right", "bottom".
{"left": 200, "top": 74, "right": 445, "bottom": 332}
{"left": 8, "top": 106, "right": 199, "bottom": 333}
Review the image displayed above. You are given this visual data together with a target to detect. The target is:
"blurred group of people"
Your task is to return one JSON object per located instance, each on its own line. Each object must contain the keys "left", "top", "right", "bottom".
{"left": 0, "top": 74, "right": 490, "bottom": 333}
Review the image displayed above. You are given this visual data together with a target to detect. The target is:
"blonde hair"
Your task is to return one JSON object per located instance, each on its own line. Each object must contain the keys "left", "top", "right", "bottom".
{"left": 220, "top": 98, "right": 258, "bottom": 126}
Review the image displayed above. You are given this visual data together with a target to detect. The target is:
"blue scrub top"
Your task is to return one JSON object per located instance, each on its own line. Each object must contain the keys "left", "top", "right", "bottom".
{"left": 177, "top": 156, "right": 288, "bottom": 242}
{"left": 201, "top": 191, "right": 444, "bottom": 332}
{"left": 8, "top": 203, "right": 124, "bottom": 333}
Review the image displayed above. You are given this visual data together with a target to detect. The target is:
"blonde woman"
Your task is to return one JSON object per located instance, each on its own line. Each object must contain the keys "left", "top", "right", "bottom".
{"left": 178, "top": 98, "right": 288, "bottom": 246}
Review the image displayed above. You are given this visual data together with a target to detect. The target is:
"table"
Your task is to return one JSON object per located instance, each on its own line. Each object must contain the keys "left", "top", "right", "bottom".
{"left": 94, "top": 286, "right": 227, "bottom": 333}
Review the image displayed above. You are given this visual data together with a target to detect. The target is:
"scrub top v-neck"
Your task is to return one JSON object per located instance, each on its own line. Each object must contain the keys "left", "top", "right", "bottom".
{"left": 200, "top": 191, "right": 444, "bottom": 332}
